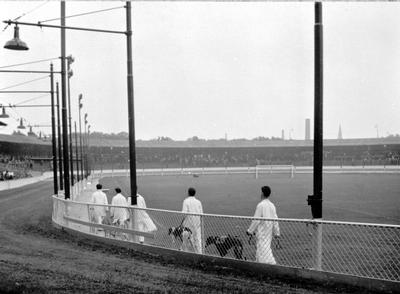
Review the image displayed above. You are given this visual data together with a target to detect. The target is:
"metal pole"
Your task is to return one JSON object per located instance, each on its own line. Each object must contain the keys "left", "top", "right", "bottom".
{"left": 78, "top": 95, "right": 84, "bottom": 182}
{"left": 61, "top": 1, "right": 70, "bottom": 199}
{"left": 313, "top": 2, "right": 323, "bottom": 219}
{"left": 88, "top": 126, "right": 91, "bottom": 176}
{"left": 84, "top": 120, "right": 87, "bottom": 178}
{"left": 313, "top": 1, "right": 323, "bottom": 271}
{"left": 56, "top": 82, "right": 63, "bottom": 190}
{"left": 3, "top": 20, "right": 126, "bottom": 35}
{"left": 74, "top": 121, "right": 80, "bottom": 182}
{"left": 50, "top": 63, "right": 58, "bottom": 195}
{"left": 126, "top": 1, "right": 137, "bottom": 205}
{"left": 67, "top": 61, "right": 74, "bottom": 185}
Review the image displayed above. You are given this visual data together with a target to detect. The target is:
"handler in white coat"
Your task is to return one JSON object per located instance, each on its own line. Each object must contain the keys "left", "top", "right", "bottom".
{"left": 247, "top": 186, "right": 280, "bottom": 264}
{"left": 90, "top": 184, "right": 108, "bottom": 230}
{"left": 128, "top": 193, "right": 157, "bottom": 243}
{"left": 182, "top": 187, "right": 203, "bottom": 254}
{"left": 110, "top": 188, "right": 129, "bottom": 226}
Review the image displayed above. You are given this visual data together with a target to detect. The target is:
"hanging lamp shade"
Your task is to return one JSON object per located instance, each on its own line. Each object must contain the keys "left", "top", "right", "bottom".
{"left": 17, "top": 118, "right": 26, "bottom": 129}
{"left": 4, "top": 25, "right": 29, "bottom": 51}
{"left": 0, "top": 107, "right": 9, "bottom": 118}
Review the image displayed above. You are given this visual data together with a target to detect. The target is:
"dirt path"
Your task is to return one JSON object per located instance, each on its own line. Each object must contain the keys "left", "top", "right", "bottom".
{"left": 0, "top": 181, "right": 374, "bottom": 293}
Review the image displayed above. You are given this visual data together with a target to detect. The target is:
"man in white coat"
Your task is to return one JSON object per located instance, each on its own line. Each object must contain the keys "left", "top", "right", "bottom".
{"left": 247, "top": 186, "right": 280, "bottom": 264}
{"left": 110, "top": 188, "right": 129, "bottom": 227}
{"left": 182, "top": 187, "right": 203, "bottom": 254}
{"left": 90, "top": 184, "right": 108, "bottom": 233}
{"left": 128, "top": 193, "right": 157, "bottom": 243}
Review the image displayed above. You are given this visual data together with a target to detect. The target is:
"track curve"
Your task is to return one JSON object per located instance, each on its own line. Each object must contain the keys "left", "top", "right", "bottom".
{"left": 0, "top": 180, "right": 371, "bottom": 293}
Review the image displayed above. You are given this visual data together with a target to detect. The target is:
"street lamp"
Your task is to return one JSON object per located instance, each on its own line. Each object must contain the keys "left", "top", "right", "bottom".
{"left": 17, "top": 118, "right": 26, "bottom": 129}
{"left": 3, "top": 24, "right": 28, "bottom": 50}
{"left": 0, "top": 107, "right": 10, "bottom": 118}
{"left": 3, "top": 1, "right": 138, "bottom": 204}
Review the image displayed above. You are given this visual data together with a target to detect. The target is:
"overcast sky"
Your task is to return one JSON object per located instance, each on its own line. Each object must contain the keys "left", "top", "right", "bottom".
{"left": 0, "top": 1, "right": 399, "bottom": 140}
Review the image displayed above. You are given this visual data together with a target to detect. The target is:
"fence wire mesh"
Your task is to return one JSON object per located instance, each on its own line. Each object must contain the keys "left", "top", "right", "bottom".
{"left": 53, "top": 196, "right": 400, "bottom": 282}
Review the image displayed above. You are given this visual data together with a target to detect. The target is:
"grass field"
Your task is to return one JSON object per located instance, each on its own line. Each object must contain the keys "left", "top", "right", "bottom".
{"left": 101, "top": 173, "right": 400, "bottom": 225}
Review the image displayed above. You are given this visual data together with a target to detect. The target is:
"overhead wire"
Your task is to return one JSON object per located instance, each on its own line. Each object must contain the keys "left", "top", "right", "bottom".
{"left": 0, "top": 57, "right": 59, "bottom": 69}
{"left": 2, "top": 0, "right": 50, "bottom": 32}
{"left": 39, "top": 5, "right": 125, "bottom": 23}
{"left": 0, "top": 75, "right": 49, "bottom": 91}
{"left": 15, "top": 94, "right": 49, "bottom": 106}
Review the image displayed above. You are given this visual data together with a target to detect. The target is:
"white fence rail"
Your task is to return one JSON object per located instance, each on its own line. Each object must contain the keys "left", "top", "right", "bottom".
{"left": 94, "top": 165, "right": 400, "bottom": 179}
{"left": 52, "top": 194, "right": 400, "bottom": 282}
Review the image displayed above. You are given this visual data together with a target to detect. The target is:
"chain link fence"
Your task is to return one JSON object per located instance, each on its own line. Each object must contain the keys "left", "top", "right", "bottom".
{"left": 52, "top": 194, "right": 400, "bottom": 282}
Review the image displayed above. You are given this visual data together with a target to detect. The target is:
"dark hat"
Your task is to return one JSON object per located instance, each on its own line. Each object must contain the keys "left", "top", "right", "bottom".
{"left": 261, "top": 186, "right": 271, "bottom": 197}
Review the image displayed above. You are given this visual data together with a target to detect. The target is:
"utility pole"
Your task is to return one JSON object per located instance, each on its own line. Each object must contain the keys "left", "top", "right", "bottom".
{"left": 56, "top": 82, "right": 63, "bottom": 191}
{"left": 307, "top": 1, "right": 323, "bottom": 271}
{"left": 50, "top": 63, "right": 58, "bottom": 195}
{"left": 74, "top": 121, "right": 80, "bottom": 182}
{"left": 67, "top": 57, "right": 74, "bottom": 186}
{"left": 61, "top": 1, "right": 70, "bottom": 199}
{"left": 126, "top": 1, "right": 137, "bottom": 205}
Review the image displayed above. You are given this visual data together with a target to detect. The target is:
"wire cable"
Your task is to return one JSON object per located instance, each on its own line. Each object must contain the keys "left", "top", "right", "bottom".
{"left": 39, "top": 5, "right": 125, "bottom": 23}
{"left": 0, "top": 75, "right": 49, "bottom": 91}
{"left": 0, "top": 57, "right": 59, "bottom": 69}
{"left": 2, "top": 0, "right": 50, "bottom": 32}
{"left": 15, "top": 94, "right": 49, "bottom": 106}
{"left": 14, "top": 1, "right": 50, "bottom": 21}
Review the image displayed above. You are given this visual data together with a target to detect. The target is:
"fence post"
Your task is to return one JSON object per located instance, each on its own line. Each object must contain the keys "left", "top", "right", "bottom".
{"left": 87, "top": 203, "right": 94, "bottom": 234}
{"left": 201, "top": 214, "right": 205, "bottom": 254}
{"left": 130, "top": 207, "right": 138, "bottom": 243}
{"left": 64, "top": 200, "right": 69, "bottom": 227}
{"left": 313, "top": 221, "right": 323, "bottom": 270}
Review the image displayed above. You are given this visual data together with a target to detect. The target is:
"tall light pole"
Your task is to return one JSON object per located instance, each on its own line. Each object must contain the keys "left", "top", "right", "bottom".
{"left": 84, "top": 113, "right": 88, "bottom": 178}
{"left": 307, "top": 1, "right": 323, "bottom": 271}
{"left": 78, "top": 94, "right": 84, "bottom": 180}
{"left": 67, "top": 55, "right": 75, "bottom": 186}
{"left": 74, "top": 121, "right": 80, "bottom": 182}
{"left": 60, "top": 1, "right": 70, "bottom": 199}
{"left": 126, "top": 1, "right": 137, "bottom": 204}
{"left": 88, "top": 124, "right": 91, "bottom": 176}
{"left": 3, "top": 1, "right": 138, "bottom": 203}
{"left": 50, "top": 63, "right": 58, "bottom": 194}
{"left": 56, "top": 82, "right": 63, "bottom": 191}
{"left": 0, "top": 64, "right": 59, "bottom": 194}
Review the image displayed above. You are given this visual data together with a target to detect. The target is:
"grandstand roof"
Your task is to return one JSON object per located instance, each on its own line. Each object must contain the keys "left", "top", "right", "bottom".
{"left": 89, "top": 137, "right": 400, "bottom": 148}
{"left": 1, "top": 133, "right": 399, "bottom": 148}
{"left": 0, "top": 133, "right": 51, "bottom": 145}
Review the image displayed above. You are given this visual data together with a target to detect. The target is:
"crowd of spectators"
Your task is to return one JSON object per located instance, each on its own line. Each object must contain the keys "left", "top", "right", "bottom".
{"left": 90, "top": 146, "right": 400, "bottom": 170}
{"left": 0, "top": 153, "right": 34, "bottom": 180}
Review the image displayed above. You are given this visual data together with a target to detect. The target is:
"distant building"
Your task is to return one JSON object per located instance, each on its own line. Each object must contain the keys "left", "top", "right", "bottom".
{"left": 281, "top": 129, "right": 285, "bottom": 140}
{"left": 305, "top": 118, "right": 311, "bottom": 141}
{"left": 338, "top": 124, "right": 343, "bottom": 140}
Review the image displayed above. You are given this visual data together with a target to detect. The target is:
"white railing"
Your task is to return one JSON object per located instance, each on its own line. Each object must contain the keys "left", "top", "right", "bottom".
{"left": 93, "top": 165, "right": 400, "bottom": 179}
{"left": 52, "top": 193, "right": 400, "bottom": 282}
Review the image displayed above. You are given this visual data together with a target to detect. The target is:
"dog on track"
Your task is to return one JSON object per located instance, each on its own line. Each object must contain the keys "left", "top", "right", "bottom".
{"left": 205, "top": 235, "right": 244, "bottom": 260}
{"left": 101, "top": 213, "right": 115, "bottom": 238}
{"left": 168, "top": 225, "right": 193, "bottom": 251}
